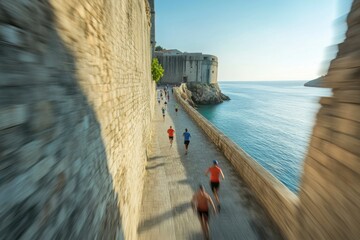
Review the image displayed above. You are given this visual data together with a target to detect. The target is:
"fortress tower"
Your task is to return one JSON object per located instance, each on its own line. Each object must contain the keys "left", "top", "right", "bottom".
{"left": 154, "top": 50, "right": 218, "bottom": 85}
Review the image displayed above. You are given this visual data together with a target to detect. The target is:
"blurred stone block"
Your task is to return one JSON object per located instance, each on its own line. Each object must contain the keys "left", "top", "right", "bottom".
{"left": 0, "top": 105, "right": 27, "bottom": 130}
{"left": 29, "top": 101, "right": 54, "bottom": 132}
{"left": 0, "top": 24, "right": 24, "bottom": 47}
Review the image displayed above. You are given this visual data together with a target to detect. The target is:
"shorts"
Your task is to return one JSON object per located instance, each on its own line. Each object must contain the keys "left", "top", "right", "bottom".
{"left": 175, "top": 108, "right": 178, "bottom": 112}
{"left": 169, "top": 136, "right": 174, "bottom": 140}
{"left": 197, "top": 209, "right": 209, "bottom": 220}
{"left": 210, "top": 181, "right": 220, "bottom": 192}
{"left": 184, "top": 140, "right": 190, "bottom": 146}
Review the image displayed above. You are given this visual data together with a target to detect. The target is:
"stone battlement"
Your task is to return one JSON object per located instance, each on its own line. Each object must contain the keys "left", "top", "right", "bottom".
{"left": 155, "top": 50, "right": 218, "bottom": 84}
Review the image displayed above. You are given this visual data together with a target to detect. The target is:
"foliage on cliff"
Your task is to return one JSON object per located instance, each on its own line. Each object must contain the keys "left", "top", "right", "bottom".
{"left": 155, "top": 45, "right": 165, "bottom": 51}
{"left": 151, "top": 58, "right": 164, "bottom": 83}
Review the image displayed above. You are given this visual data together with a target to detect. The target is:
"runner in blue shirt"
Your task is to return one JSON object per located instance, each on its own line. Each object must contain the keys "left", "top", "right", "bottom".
{"left": 183, "top": 128, "right": 191, "bottom": 154}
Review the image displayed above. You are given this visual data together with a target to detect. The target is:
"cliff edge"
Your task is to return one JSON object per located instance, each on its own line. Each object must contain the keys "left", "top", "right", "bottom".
{"left": 304, "top": 76, "right": 324, "bottom": 87}
{"left": 177, "top": 83, "right": 230, "bottom": 106}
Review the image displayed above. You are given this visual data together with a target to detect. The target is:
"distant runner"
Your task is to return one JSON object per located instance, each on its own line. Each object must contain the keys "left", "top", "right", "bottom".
{"left": 205, "top": 160, "right": 225, "bottom": 211}
{"left": 175, "top": 104, "right": 179, "bottom": 115}
{"left": 191, "top": 185, "right": 217, "bottom": 240}
{"left": 164, "top": 101, "right": 167, "bottom": 109}
{"left": 167, "top": 126, "right": 175, "bottom": 147}
{"left": 183, "top": 128, "right": 191, "bottom": 154}
{"left": 161, "top": 107, "right": 166, "bottom": 120}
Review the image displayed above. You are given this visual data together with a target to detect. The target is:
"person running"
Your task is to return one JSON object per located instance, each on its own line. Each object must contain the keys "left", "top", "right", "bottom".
{"left": 175, "top": 104, "right": 179, "bottom": 115}
{"left": 191, "top": 185, "right": 217, "bottom": 240}
{"left": 157, "top": 97, "right": 160, "bottom": 104}
{"left": 161, "top": 107, "right": 166, "bottom": 120}
{"left": 183, "top": 128, "right": 191, "bottom": 154}
{"left": 164, "top": 101, "right": 167, "bottom": 109}
{"left": 205, "top": 160, "right": 225, "bottom": 211}
{"left": 167, "top": 126, "right": 175, "bottom": 147}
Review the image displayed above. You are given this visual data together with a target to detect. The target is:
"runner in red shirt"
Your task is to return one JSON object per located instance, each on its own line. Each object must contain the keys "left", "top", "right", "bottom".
{"left": 205, "top": 160, "right": 225, "bottom": 211}
{"left": 167, "top": 126, "right": 175, "bottom": 147}
{"left": 191, "top": 185, "right": 217, "bottom": 239}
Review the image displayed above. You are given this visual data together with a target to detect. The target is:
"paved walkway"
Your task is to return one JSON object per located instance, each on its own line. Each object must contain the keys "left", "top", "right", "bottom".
{"left": 138, "top": 90, "right": 282, "bottom": 240}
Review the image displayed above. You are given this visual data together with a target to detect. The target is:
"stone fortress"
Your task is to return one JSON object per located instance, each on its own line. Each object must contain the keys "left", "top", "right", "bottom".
{"left": 154, "top": 49, "right": 218, "bottom": 85}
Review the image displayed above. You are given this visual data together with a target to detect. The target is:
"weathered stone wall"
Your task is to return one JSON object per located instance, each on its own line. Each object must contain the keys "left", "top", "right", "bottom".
{"left": 202, "top": 55, "right": 218, "bottom": 84}
{"left": 149, "top": 0, "right": 156, "bottom": 55}
{"left": 298, "top": 0, "right": 360, "bottom": 239}
{"left": 174, "top": 89, "right": 298, "bottom": 239}
{"left": 0, "top": 0, "right": 155, "bottom": 239}
{"left": 155, "top": 52, "right": 218, "bottom": 84}
{"left": 155, "top": 54, "right": 186, "bottom": 84}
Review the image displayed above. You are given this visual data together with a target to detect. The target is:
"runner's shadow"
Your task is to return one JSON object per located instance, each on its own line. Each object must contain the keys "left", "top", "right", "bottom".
{"left": 146, "top": 163, "right": 165, "bottom": 170}
{"left": 137, "top": 202, "right": 190, "bottom": 233}
{"left": 147, "top": 155, "right": 167, "bottom": 161}
{"left": 177, "top": 179, "right": 191, "bottom": 185}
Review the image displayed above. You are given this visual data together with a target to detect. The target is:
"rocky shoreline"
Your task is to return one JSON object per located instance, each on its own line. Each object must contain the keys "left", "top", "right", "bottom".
{"left": 177, "top": 83, "right": 230, "bottom": 106}
{"left": 304, "top": 76, "right": 324, "bottom": 87}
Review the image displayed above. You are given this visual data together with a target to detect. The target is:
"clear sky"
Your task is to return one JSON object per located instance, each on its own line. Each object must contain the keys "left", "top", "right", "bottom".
{"left": 155, "top": 0, "right": 353, "bottom": 81}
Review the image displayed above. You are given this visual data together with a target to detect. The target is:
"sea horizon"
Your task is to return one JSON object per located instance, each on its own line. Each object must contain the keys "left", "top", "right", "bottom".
{"left": 218, "top": 79, "right": 313, "bottom": 83}
{"left": 198, "top": 80, "right": 331, "bottom": 192}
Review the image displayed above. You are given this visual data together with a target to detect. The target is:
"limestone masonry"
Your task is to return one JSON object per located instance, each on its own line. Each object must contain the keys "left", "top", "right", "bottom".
{"left": 155, "top": 49, "right": 218, "bottom": 85}
{"left": 0, "top": 0, "right": 155, "bottom": 239}
{"left": 1, "top": 0, "right": 360, "bottom": 239}
{"left": 298, "top": 0, "right": 360, "bottom": 239}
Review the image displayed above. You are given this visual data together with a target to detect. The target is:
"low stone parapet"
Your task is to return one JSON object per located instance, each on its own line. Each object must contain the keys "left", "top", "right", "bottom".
{"left": 174, "top": 88, "right": 298, "bottom": 239}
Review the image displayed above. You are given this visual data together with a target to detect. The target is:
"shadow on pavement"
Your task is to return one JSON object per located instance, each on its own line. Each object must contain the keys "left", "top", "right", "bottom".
{"left": 146, "top": 163, "right": 165, "bottom": 170}
{"left": 138, "top": 202, "right": 190, "bottom": 233}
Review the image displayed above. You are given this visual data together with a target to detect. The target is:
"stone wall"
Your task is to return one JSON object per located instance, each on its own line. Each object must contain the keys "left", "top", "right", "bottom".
{"left": 298, "top": 0, "right": 360, "bottom": 239}
{"left": 155, "top": 54, "right": 186, "bottom": 84}
{"left": 0, "top": 0, "right": 155, "bottom": 239}
{"left": 149, "top": 0, "right": 156, "bottom": 55}
{"left": 201, "top": 55, "right": 218, "bottom": 84}
{"left": 174, "top": 89, "right": 298, "bottom": 239}
{"left": 155, "top": 52, "right": 218, "bottom": 85}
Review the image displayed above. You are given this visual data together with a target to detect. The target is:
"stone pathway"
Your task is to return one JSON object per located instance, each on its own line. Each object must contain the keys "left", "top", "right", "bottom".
{"left": 138, "top": 90, "right": 283, "bottom": 240}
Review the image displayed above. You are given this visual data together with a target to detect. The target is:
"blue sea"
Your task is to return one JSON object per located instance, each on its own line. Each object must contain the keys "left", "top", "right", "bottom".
{"left": 197, "top": 81, "right": 331, "bottom": 193}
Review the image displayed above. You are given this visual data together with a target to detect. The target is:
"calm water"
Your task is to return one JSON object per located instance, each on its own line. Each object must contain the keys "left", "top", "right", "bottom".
{"left": 197, "top": 81, "right": 331, "bottom": 192}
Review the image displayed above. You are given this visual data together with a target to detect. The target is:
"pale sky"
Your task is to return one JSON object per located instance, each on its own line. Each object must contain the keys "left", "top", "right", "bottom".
{"left": 155, "top": 0, "right": 353, "bottom": 81}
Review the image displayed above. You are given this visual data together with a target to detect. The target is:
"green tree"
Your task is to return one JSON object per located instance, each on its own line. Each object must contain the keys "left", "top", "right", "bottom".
{"left": 155, "top": 45, "right": 165, "bottom": 51}
{"left": 151, "top": 58, "right": 164, "bottom": 83}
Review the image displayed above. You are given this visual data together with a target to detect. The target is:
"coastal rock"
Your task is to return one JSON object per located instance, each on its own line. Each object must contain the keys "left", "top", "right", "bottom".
{"left": 178, "top": 84, "right": 196, "bottom": 107}
{"left": 304, "top": 76, "right": 324, "bottom": 87}
{"left": 179, "top": 83, "right": 230, "bottom": 105}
